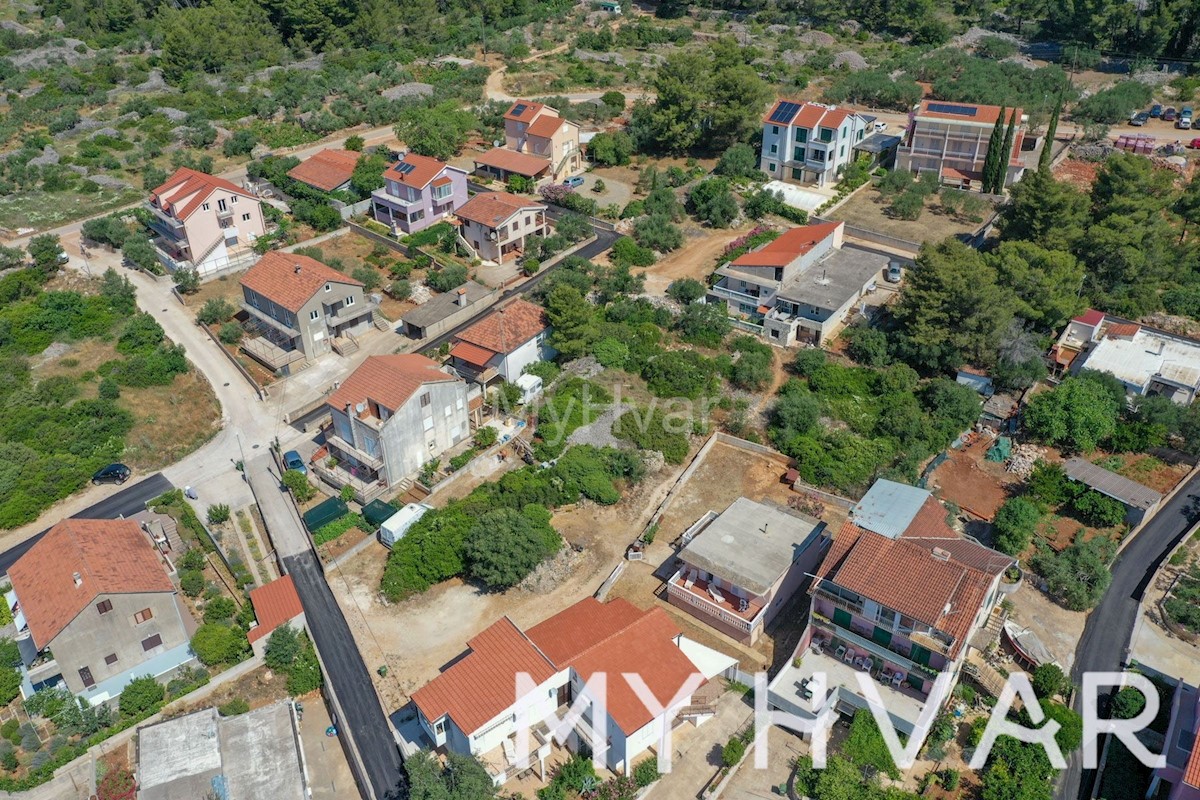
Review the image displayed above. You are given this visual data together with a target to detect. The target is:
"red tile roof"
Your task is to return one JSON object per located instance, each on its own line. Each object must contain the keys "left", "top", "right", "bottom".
{"left": 730, "top": 222, "right": 842, "bottom": 268}
{"left": 527, "top": 114, "right": 568, "bottom": 139}
{"left": 1074, "top": 309, "right": 1105, "bottom": 326}
{"left": 286, "top": 149, "right": 360, "bottom": 192}
{"left": 411, "top": 617, "right": 556, "bottom": 735}
{"left": 240, "top": 251, "right": 361, "bottom": 313}
{"left": 384, "top": 153, "right": 452, "bottom": 190}
{"left": 150, "top": 167, "right": 256, "bottom": 221}
{"left": 9, "top": 519, "right": 173, "bottom": 649}
{"left": 504, "top": 100, "right": 546, "bottom": 122}
{"left": 327, "top": 354, "right": 458, "bottom": 415}
{"left": 417, "top": 598, "right": 707, "bottom": 736}
{"left": 454, "top": 298, "right": 548, "bottom": 355}
{"left": 247, "top": 575, "right": 304, "bottom": 644}
{"left": 1185, "top": 733, "right": 1200, "bottom": 789}
{"left": 916, "top": 100, "right": 1023, "bottom": 127}
{"left": 1106, "top": 323, "right": 1141, "bottom": 339}
{"left": 456, "top": 191, "right": 545, "bottom": 228}
{"left": 431, "top": 176, "right": 453, "bottom": 189}
{"left": 762, "top": 100, "right": 858, "bottom": 130}
{"left": 449, "top": 341, "right": 496, "bottom": 368}
{"left": 473, "top": 148, "right": 550, "bottom": 178}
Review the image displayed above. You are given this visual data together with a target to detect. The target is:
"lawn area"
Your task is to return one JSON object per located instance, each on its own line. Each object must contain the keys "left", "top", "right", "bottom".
{"left": 0, "top": 185, "right": 142, "bottom": 232}
{"left": 1091, "top": 452, "right": 1191, "bottom": 495}
{"left": 827, "top": 186, "right": 995, "bottom": 245}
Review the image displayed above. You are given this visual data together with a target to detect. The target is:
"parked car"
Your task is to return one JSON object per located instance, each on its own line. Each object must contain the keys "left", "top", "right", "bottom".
{"left": 283, "top": 450, "right": 307, "bottom": 476}
{"left": 1150, "top": 104, "right": 1163, "bottom": 118}
{"left": 885, "top": 261, "right": 903, "bottom": 283}
{"left": 563, "top": 176, "right": 585, "bottom": 188}
{"left": 92, "top": 463, "right": 131, "bottom": 485}
{"left": 1189, "top": 138, "right": 1200, "bottom": 149}
{"left": 1177, "top": 107, "right": 1194, "bottom": 128}
{"left": 873, "top": 121, "right": 888, "bottom": 133}
{"left": 1194, "top": 118, "right": 1200, "bottom": 130}
{"left": 1131, "top": 111, "right": 1150, "bottom": 126}
{"left": 1164, "top": 107, "right": 1178, "bottom": 121}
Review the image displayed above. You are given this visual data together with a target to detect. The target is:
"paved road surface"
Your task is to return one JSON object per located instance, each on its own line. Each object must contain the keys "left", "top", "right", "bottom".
{"left": 1059, "top": 469, "right": 1200, "bottom": 800}
{"left": 0, "top": 473, "right": 172, "bottom": 575}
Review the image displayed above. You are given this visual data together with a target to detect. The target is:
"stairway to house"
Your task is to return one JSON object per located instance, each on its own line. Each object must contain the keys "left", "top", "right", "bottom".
{"left": 372, "top": 311, "right": 391, "bottom": 331}
{"left": 333, "top": 334, "right": 359, "bottom": 356}
{"left": 965, "top": 652, "right": 1016, "bottom": 703}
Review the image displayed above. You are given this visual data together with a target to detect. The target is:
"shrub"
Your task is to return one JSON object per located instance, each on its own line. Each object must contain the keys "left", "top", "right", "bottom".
{"left": 610, "top": 237, "right": 656, "bottom": 267}
{"left": 943, "top": 768, "right": 961, "bottom": 791}
{"left": 180, "top": 569, "right": 205, "bottom": 597}
{"left": 197, "top": 297, "right": 235, "bottom": 326}
{"left": 844, "top": 709, "right": 901, "bottom": 778}
{"left": 191, "top": 623, "right": 244, "bottom": 666}
{"left": 203, "top": 596, "right": 236, "bottom": 624}
{"left": 389, "top": 279, "right": 412, "bottom": 299}
{"left": 614, "top": 408, "right": 690, "bottom": 464}
{"left": 119, "top": 676, "right": 164, "bottom": 718}
{"left": 522, "top": 258, "right": 542, "bottom": 277}
{"left": 265, "top": 624, "right": 302, "bottom": 671}
{"left": 666, "top": 278, "right": 705, "bottom": 304}
{"left": 97, "top": 767, "right": 135, "bottom": 800}
{"left": 593, "top": 337, "right": 630, "bottom": 369}
{"left": 722, "top": 737, "right": 745, "bottom": 767}
{"left": 1032, "top": 663, "right": 1070, "bottom": 699}
{"left": 992, "top": 497, "right": 1041, "bottom": 555}
{"left": 473, "top": 426, "right": 498, "bottom": 448}
{"left": 179, "top": 548, "right": 206, "bottom": 571}
{"left": 206, "top": 504, "right": 231, "bottom": 525}
{"left": 1072, "top": 489, "right": 1126, "bottom": 527}
{"left": 286, "top": 635, "right": 323, "bottom": 695}
{"left": 218, "top": 697, "right": 250, "bottom": 716}
{"left": 426, "top": 264, "right": 468, "bottom": 293}
{"left": 633, "top": 215, "right": 684, "bottom": 252}
{"left": 633, "top": 756, "right": 659, "bottom": 787}
{"left": 351, "top": 265, "right": 382, "bottom": 292}
{"left": 281, "top": 469, "right": 315, "bottom": 502}
{"left": 98, "top": 378, "right": 120, "bottom": 400}
{"left": 173, "top": 268, "right": 200, "bottom": 295}
{"left": 218, "top": 322, "right": 243, "bottom": 344}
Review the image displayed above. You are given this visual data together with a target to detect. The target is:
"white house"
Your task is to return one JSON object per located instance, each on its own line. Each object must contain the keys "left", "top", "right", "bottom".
{"left": 759, "top": 100, "right": 870, "bottom": 187}
{"left": 448, "top": 298, "right": 554, "bottom": 387}
{"left": 409, "top": 598, "right": 735, "bottom": 786}
{"left": 455, "top": 192, "right": 550, "bottom": 264}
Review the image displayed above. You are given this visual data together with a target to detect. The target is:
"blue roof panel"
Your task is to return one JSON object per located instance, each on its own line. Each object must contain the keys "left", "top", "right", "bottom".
{"left": 850, "top": 479, "right": 930, "bottom": 539}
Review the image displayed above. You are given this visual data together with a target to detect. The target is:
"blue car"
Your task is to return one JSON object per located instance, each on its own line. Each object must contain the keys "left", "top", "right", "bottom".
{"left": 563, "top": 176, "right": 585, "bottom": 188}
{"left": 283, "top": 450, "right": 307, "bottom": 475}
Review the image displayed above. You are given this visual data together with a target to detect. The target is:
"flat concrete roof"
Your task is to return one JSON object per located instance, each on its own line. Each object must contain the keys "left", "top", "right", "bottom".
{"left": 851, "top": 479, "right": 929, "bottom": 540}
{"left": 401, "top": 280, "right": 492, "bottom": 328}
{"left": 138, "top": 702, "right": 306, "bottom": 800}
{"left": 678, "top": 497, "right": 824, "bottom": 596}
{"left": 776, "top": 244, "right": 891, "bottom": 311}
{"left": 1080, "top": 328, "right": 1200, "bottom": 393}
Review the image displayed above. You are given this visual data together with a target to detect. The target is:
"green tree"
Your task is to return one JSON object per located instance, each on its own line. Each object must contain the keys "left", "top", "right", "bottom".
{"left": 159, "top": 0, "right": 284, "bottom": 80}
{"left": 982, "top": 106, "right": 1008, "bottom": 194}
{"left": 992, "top": 497, "right": 1041, "bottom": 555}
{"left": 687, "top": 178, "right": 738, "bottom": 228}
{"left": 119, "top": 675, "right": 164, "bottom": 718}
{"left": 197, "top": 297, "right": 235, "bottom": 326}
{"left": 100, "top": 269, "right": 137, "bottom": 314}
{"left": 844, "top": 326, "right": 892, "bottom": 367}
{"left": 988, "top": 241, "right": 1084, "bottom": 330}
{"left": 180, "top": 569, "right": 205, "bottom": 597}
{"left": 222, "top": 130, "right": 257, "bottom": 158}
{"left": 281, "top": 469, "right": 315, "bottom": 501}
{"left": 1023, "top": 376, "right": 1121, "bottom": 452}
{"left": 287, "top": 634, "right": 323, "bottom": 695}
{"left": 464, "top": 507, "right": 561, "bottom": 589}
{"left": 351, "top": 265, "right": 382, "bottom": 292}
{"left": 122, "top": 235, "right": 160, "bottom": 273}
{"left": 173, "top": 268, "right": 200, "bottom": 295}
{"left": 405, "top": 750, "right": 498, "bottom": 800}
{"left": 0, "top": 668, "right": 19, "bottom": 706}
{"left": 203, "top": 596, "right": 236, "bottom": 624}
{"left": 350, "top": 152, "right": 388, "bottom": 197}
{"left": 715, "top": 143, "right": 760, "bottom": 179}
{"left": 675, "top": 302, "right": 730, "bottom": 347}
{"left": 394, "top": 102, "right": 476, "bottom": 161}
{"left": 666, "top": 278, "right": 706, "bottom": 304}
{"left": 588, "top": 131, "right": 635, "bottom": 166}
{"left": 545, "top": 284, "right": 597, "bottom": 359}
{"left": 1072, "top": 489, "right": 1127, "bottom": 527}
{"left": 1177, "top": 175, "right": 1200, "bottom": 241}
{"left": 1032, "top": 537, "right": 1114, "bottom": 611}
{"left": 1031, "top": 663, "right": 1070, "bottom": 698}
{"left": 770, "top": 380, "right": 821, "bottom": 452}
{"left": 642, "top": 187, "right": 682, "bottom": 220}
{"left": 344, "top": 135, "right": 365, "bottom": 152}
{"left": 191, "top": 623, "right": 243, "bottom": 666}
{"left": 1111, "top": 686, "right": 1147, "bottom": 719}
{"left": 892, "top": 240, "right": 1014, "bottom": 373}
{"left": 1039, "top": 94, "right": 1063, "bottom": 172}
{"left": 633, "top": 215, "right": 684, "bottom": 252}
{"left": 27, "top": 234, "right": 63, "bottom": 275}
{"left": 1001, "top": 170, "right": 1090, "bottom": 253}
{"left": 997, "top": 108, "right": 1018, "bottom": 193}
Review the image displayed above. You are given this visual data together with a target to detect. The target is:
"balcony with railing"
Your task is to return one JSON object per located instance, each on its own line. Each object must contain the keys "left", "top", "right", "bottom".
{"left": 143, "top": 202, "right": 186, "bottom": 240}
{"left": 324, "top": 297, "right": 379, "bottom": 326}
{"left": 810, "top": 612, "right": 942, "bottom": 680}
{"left": 812, "top": 589, "right": 954, "bottom": 660}
{"left": 666, "top": 569, "right": 761, "bottom": 636}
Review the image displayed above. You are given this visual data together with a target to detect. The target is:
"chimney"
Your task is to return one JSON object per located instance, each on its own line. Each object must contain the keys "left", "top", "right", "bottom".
{"left": 456, "top": 287, "right": 468, "bottom": 307}
{"left": 294, "top": 264, "right": 302, "bottom": 274}
{"left": 72, "top": 572, "right": 82, "bottom": 588}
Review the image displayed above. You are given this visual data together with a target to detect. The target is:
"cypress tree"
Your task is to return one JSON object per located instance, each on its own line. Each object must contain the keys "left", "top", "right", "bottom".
{"left": 1039, "top": 94, "right": 1063, "bottom": 172}
{"left": 982, "top": 105, "right": 1007, "bottom": 193}
{"left": 998, "top": 109, "right": 1018, "bottom": 193}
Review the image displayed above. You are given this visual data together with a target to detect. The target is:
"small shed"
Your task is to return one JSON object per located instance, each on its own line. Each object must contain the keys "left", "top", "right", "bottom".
{"left": 956, "top": 368, "right": 994, "bottom": 397}
{"left": 598, "top": 1, "right": 622, "bottom": 12}
{"left": 379, "top": 502, "right": 434, "bottom": 548}
{"left": 1062, "top": 457, "right": 1164, "bottom": 526}
{"left": 302, "top": 497, "right": 348, "bottom": 532}
{"left": 362, "top": 499, "right": 399, "bottom": 529}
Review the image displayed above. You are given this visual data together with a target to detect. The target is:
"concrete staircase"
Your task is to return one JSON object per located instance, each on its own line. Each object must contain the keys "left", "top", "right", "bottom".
{"left": 332, "top": 333, "right": 359, "bottom": 356}
{"left": 372, "top": 311, "right": 391, "bottom": 331}
{"left": 965, "top": 652, "right": 1015, "bottom": 703}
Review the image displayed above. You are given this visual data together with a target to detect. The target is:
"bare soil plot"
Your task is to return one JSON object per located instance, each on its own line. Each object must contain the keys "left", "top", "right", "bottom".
{"left": 1006, "top": 582, "right": 1086, "bottom": 670}
{"left": 827, "top": 187, "right": 992, "bottom": 245}
{"left": 186, "top": 272, "right": 245, "bottom": 310}
{"left": 173, "top": 665, "right": 295, "bottom": 716}
{"left": 641, "top": 223, "right": 755, "bottom": 297}
{"left": 1053, "top": 158, "right": 1101, "bottom": 191}
{"left": 928, "top": 439, "right": 1023, "bottom": 521}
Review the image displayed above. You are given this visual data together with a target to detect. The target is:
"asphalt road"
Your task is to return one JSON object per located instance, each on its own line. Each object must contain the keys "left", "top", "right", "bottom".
{"left": 284, "top": 550, "right": 406, "bottom": 800}
{"left": 0, "top": 472, "right": 173, "bottom": 575}
{"left": 1060, "top": 469, "right": 1200, "bottom": 800}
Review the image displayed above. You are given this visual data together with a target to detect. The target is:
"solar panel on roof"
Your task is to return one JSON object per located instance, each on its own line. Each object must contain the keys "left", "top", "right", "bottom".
{"left": 511, "top": 103, "right": 528, "bottom": 117}
{"left": 769, "top": 101, "right": 802, "bottom": 124}
{"left": 926, "top": 103, "right": 978, "bottom": 117}
{"left": 395, "top": 162, "right": 415, "bottom": 175}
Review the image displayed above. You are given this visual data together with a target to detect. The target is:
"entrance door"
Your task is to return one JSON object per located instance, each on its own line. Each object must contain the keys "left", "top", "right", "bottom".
{"left": 872, "top": 626, "right": 893, "bottom": 647}
{"left": 79, "top": 667, "right": 95, "bottom": 688}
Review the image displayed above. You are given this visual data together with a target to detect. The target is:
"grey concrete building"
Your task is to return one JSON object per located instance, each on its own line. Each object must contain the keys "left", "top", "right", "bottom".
{"left": 239, "top": 250, "right": 377, "bottom": 370}
{"left": 401, "top": 280, "right": 497, "bottom": 340}
{"left": 320, "top": 354, "right": 473, "bottom": 500}
{"left": 6, "top": 519, "right": 193, "bottom": 704}
{"left": 137, "top": 702, "right": 308, "bottom": 800}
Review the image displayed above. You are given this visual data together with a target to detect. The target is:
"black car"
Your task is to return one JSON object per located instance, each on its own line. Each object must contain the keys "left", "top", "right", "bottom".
{"left": 92, "top": 463, "right": 131, "bottom": 485}
{"left": 1131, "top": 111, "right": 1150, "bottom": 126}
{"left": 1150, "top": 104, "right": 1163, "bottom": 118}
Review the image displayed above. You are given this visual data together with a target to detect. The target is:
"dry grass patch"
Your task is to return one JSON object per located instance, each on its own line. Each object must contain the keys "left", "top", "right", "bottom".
{"left": 121, "top": 369, "right": 222, "bottom": 469}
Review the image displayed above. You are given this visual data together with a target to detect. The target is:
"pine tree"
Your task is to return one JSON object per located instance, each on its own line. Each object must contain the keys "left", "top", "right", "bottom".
{"left": 982, "top": 106, "right": 1007, "bottom": 194}
{"left": 998, "top": 109, "right": 1018, "bottom": 194}
{"left": 1039, "top": 94, "right": 1063, "bottom": 172}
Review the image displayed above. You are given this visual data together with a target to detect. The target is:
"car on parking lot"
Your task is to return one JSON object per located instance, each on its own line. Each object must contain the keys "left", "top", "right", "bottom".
{"left": 1194, "top": 118, "right": 1200, "bottom": 130}
{"left": 283, "top": 450, "right": 307, "bottom": 475}
{"left": 885, "top": 261, "right": 903, "bottom": 283}
{"left": 92, "top": 463, "right": 131, "bottom": 485}
{"left": 1178, "top": 107, "right": 1194, "bottom": 128}
{"left": 1165, "top": 107, "right": 1178, "bottom": 121}
{"left": 1131, "top": 111, "right": 1150, "bottom": 126}
{"left": 563, "top": 176, "right": 585, "bottom": 188}
{"left": 1190, "top": 138, "right": 1200, "bottom": 149}
{"left": 1151, "top": 104, "right": 1163, "bottom": 118}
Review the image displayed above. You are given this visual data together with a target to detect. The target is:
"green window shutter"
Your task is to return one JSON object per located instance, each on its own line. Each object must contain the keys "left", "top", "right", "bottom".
{"left": 908, "top": 672, "right": 925, "bottom": 691}
{"left": 833, "top": 608, "right": 852, "bottom": 628}
{"left": 910, "top": 644, "right": 932, "bottom": 666}
{"left": 872, "top": 626, "right": 892, "bottom": 646}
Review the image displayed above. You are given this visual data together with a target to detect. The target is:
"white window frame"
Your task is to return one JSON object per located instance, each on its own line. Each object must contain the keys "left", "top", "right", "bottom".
{"left": 345, "top": 295, "right": 355, "bottom": 306}
{"left": 310, "top": 310, "right": 320, "bottom": 321}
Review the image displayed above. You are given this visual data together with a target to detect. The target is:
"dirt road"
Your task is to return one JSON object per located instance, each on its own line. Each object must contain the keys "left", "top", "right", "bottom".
{"left": 642, "top": 225, "right": 751, "bottom": 296}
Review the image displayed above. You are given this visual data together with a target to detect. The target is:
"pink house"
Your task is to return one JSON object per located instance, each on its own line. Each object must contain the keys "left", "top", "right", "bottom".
{"left": 146, "top": 167, "right": 266, "bottom": 277}
{"left": 370, "top": 152, "right": 469, "bottom": 235}
{"left": 1149, "top": 681, "right": 1200, "bottom": 800}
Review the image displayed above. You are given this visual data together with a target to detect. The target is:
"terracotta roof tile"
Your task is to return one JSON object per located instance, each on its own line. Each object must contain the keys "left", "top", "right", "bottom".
{"left": 449, "top": 341, "right": 496, "bottom": 368}
{"left": 473, "top": 148, "right": 550, "bottom": 178}
{"left": 527, "top": 114, "right": 567, "bottom": 139}
{"left": 9, "top": 519, "right": 174, "bottom": 649}
{"left": 383, "top": 153, "right": 453, "bottom": 190}
{"left": 150, "top": 167, "right": 256, "bottom": 221}
{"left": 1185, "top": 733, "right": 1200, "bottom": 789}
{"left": 247, "top": 575, "right": 304, "bottom": 644}
{"left": 411, "top": 617, "right": 556, "bottom": 734}
{"left": 286, "top": 149, "right": 360, "bottom": 192}
{"left": 1074, "top": 309, "right": 1104, "bottom": 326}
{"left": 731, "top": 222, "right": 842, "bottom": 268}
{"left": 454, "top": 299, "right": 548, "bottom": 355}
{"left": 326, "top": 354, "right": 458, "bottom": 415}
{"left": 1106, "top": 323, "right": 1141, "bottom": 339}
{"left": 456, "top": 191, "right": 545, "bottom": 227}
{"left": 525, "top": 597, "right": 644, "bottom": 665}
{"left": 240, "top": 251, "right": 361, "bottom": 314}
{"left": 504, "top": 100, "right": 546, "bottom": 122}
{"left": 916, "top": 100, "right": 1023, "bottom": 126}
